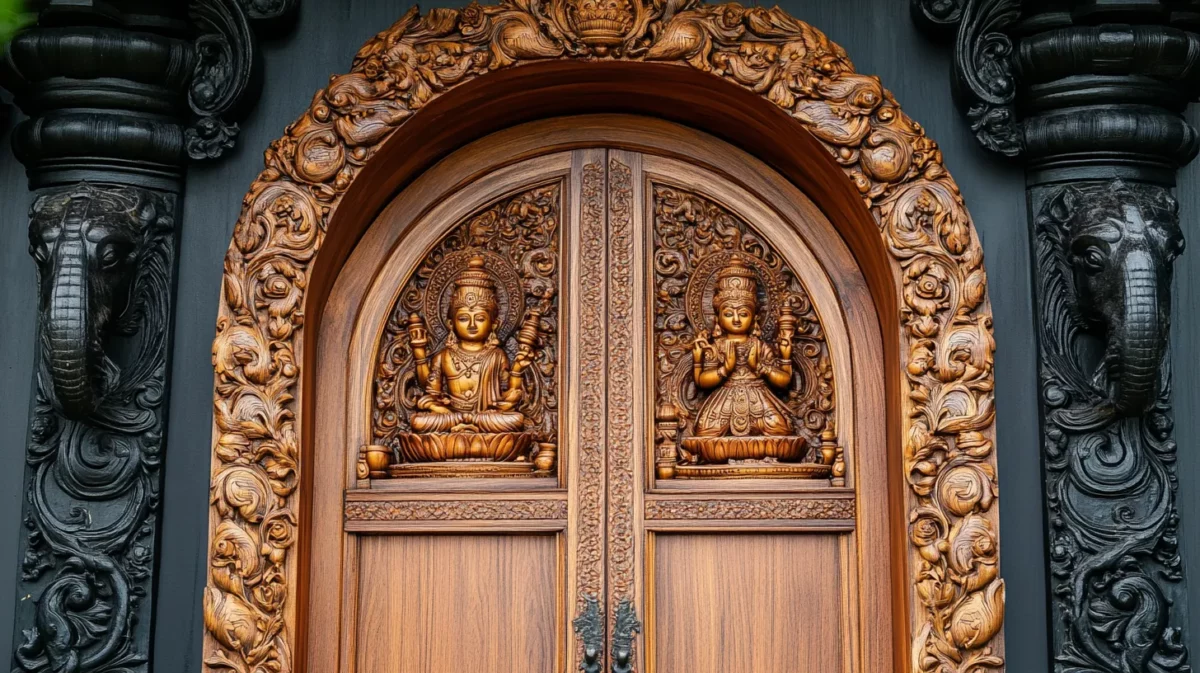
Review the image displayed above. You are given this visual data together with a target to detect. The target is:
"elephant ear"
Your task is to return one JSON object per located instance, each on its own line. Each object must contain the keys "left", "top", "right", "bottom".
{"left": 1046, "top": 185, "right": 1080, "bottom": 225}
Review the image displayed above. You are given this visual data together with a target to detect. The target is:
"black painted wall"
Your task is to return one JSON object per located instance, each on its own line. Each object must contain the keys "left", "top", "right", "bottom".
{"left": 0, "top": 0, "right": 1196, "bottom": 671}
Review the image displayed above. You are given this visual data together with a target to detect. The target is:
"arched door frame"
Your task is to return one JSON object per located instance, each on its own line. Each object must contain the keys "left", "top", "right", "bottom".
{"left": 204, "top": 5, "right": 1005, "bottom": 672}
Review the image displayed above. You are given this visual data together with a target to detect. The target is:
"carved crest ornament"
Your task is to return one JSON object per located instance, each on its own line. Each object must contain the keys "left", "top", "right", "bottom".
{"left": 205, "top": 0, "right": 1004, "bottom": 671}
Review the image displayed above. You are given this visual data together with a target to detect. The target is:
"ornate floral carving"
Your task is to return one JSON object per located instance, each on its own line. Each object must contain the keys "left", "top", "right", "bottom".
{"left": 606, "top": 157, "right": 637, "bottom": 631}
{"left": 650, "top": 185, "right": 836, "bottom": 479}
{"left": 575, "top": 161, "right": 608, "bottom": 656}
{"left": 205, "top": 1, "right": 1003, "bottom": 670}
{"left": 371, "top": 184, "right": 561, "bottom": 476}
{"left": 645, "top": 498, "right": 855, "bottom": 520}
{"left": 344, "top": 499, "right": 568, "bottom": 521}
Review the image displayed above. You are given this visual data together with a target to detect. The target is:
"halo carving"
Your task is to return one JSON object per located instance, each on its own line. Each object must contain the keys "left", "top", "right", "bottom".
{"left": 423, "top": 249, "right": 525, "bottom": 344}
{"left": 685, "top": 249, "right": 790, "bottom": 339}
{"left": 205, "top": 1, "right": 1005, "bottom": 671}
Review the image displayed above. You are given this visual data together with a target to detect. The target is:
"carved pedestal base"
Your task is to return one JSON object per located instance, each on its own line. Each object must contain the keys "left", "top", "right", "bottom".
{"left": 674, "top": 462, "right": 833, "bottom": 480}
{"left": 384, "top": 433, "right": 556, "bottom": 478}
{"left": 396, "top": 431, "right": 535, "bottom": 462}
{"left": 681, "top": 435, "right": 809, "bottom": 462}
{"left": 388, "top": 461, "right": 539, "bottom": 478}
{"left": 676, "top": 436, "right": 830, "bottom": 479}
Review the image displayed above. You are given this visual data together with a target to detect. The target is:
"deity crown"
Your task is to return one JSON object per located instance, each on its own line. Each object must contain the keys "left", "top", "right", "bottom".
{"left": 713, "top": 255, "right": 758, "bottom": 310}
{"left": 451, "top": 255, "right": 498, "bottom": 312}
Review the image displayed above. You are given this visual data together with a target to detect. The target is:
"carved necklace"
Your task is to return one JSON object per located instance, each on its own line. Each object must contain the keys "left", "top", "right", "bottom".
{"left": 447, "top": 344, "right": 489, "bottom": 380}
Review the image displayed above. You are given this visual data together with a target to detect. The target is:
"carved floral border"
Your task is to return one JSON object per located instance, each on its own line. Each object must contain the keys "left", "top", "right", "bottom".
{"left": 205, "top": 1, "right": 1003, "bottom": 671}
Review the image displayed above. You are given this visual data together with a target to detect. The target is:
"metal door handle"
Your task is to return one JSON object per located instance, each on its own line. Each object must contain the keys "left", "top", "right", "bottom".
{"left": 573, "top": 595, "right": 603, "bottom": 673}
{"left": 610, "top": 599, "right": 641, "bottom": 673}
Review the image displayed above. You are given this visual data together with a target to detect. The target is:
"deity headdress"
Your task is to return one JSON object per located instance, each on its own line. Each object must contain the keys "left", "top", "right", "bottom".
{"left": 712, "top": 255, "right": 759, "bottom": 311}
{"left": 450, "top": 256, "right": 498, "bottom": 314}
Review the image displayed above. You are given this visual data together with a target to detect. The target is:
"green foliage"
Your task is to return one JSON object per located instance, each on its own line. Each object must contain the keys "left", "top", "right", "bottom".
{"left": 0, "top": 0, "right": 31, "bottom": 49}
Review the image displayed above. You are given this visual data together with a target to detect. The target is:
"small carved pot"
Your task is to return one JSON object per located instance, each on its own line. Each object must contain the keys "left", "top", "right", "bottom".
{"left": 396, "top": 432, "right": 534, "bottom": 463}
{"left": 680, "top": 435, "right": 808, "bottom": 463}
{"left": 364, "top": 445, "right": 393, "bottom": 472}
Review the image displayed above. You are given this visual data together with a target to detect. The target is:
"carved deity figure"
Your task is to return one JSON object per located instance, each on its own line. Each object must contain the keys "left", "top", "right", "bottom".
{"left": 691, "top": 256, "right": 795, "bottom": 438}
{"left": 408, "top": 256, "right": 532, "bottom": 434}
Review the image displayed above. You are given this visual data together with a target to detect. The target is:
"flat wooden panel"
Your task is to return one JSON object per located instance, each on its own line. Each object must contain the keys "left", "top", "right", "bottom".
{"left": 650, "top": 533, "right": 844, "bottom": 673}
{"left": 356, "top": 534, "right": 559, "bottom": 673}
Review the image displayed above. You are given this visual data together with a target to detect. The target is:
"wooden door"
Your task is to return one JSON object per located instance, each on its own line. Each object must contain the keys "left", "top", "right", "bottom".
{"left": 311, "top": 119, "right": 891, "bottom": 673}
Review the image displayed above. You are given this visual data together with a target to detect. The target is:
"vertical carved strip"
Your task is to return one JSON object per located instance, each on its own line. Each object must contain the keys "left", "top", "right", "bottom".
{"left": 1033, "top": 180, "right": 1190, "bottom": 672}
{"left": 576, "top": 160, "right": 609, "bottom": 666}
{"left": 14, "top": 184, "right": 176, "bottom": 673}
{"left": 605, "top": 157, "right": 637, "bottom": 647}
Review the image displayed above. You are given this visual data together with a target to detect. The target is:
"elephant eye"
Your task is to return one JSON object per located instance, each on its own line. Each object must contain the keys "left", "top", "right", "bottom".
{"left": 97, "top": 241, "right": 132, "bottom": 269}
{"left": 1074, "top": 246, "right": 1106, "bottom": 274}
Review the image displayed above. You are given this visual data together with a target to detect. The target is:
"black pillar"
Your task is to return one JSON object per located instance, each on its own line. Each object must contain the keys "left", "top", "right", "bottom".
{"left": 916, "top": 1, "right": 1199, "bottom": 670}
{"left": 0, "top": 1, "right": 294, "bottom": 671}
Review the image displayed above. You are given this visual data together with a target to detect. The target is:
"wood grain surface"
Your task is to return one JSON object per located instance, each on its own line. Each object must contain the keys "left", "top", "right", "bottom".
{"left": 356, "top": 534, "right": 560, "bottom": 673}
{"left": 649, "top": 533, "right": 844, "bottom": 672}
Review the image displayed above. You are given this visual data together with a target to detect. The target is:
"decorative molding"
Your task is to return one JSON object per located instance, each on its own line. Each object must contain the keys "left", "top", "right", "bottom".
{"left": 15, "top": 183, "right": 176, "bottom": 673}
{"left": 645, "top": 498, "right": 855, "bottom": 520}
{"left": 204, "top": 2, "right": 1004, "bottom": 671}
{"left": 344, "top": 499, "right": 568, "bottom": 521}
{"left": 1034, "top": 180, "right": 1189, "bottom": 672}
{"left": 920, "top": 3, "right": 1200, "bottom": 670}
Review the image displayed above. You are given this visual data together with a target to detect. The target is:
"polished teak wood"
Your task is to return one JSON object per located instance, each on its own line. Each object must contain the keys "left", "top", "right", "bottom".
{"left": 204, "top": 2, "right": 1006, "bottom": 670}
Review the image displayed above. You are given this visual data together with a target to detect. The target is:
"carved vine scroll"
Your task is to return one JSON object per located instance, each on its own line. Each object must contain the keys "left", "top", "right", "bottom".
{"left": 205, "top": 1, "right": 1004, "bottom": 671}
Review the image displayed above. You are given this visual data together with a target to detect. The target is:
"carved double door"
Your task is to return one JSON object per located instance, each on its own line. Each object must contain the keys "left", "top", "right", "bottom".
{"left": 313, "top": 119, "right": 892, "bottom": 673}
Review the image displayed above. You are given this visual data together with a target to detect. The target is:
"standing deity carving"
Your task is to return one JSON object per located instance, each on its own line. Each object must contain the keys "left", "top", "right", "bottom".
{"left": 369, "top": 184, "right": 561, "bottom": 478}
{"left": 652, "top": 186, "right": 840, "bottom": 480}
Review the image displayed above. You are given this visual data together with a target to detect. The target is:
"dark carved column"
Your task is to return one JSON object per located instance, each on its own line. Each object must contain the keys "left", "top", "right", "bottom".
{"left": 916, "top": 1, "right": 1198, "bottom": 670}
{"left": 1, "top": 1, "right": 295, "bottom": 671}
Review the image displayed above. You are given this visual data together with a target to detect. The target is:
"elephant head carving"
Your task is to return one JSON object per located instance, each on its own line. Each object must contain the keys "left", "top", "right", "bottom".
{"left": 28, "top": 183, "right": 171, "bottom": 421}
{"left": 1052, "top": 180, "right": 1185, "bottom": 417}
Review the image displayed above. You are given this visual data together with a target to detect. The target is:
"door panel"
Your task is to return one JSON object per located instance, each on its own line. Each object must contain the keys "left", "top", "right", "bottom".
{"left": 315, "top": 120, "right": 892, "bottom": 672}
{"left": 649, "top": 533, "right": 845, "bottom": 673}
{"left": 356, "top": 534, "right": 560, "bottom": 673}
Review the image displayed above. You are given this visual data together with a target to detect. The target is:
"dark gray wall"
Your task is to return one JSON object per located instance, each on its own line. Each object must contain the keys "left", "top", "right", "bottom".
{"left": 7, "top": 0, "right": 1198, "bottom": 671}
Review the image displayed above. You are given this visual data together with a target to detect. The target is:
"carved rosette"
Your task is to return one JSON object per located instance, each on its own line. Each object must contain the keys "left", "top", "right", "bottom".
{"left": 371, "top": 183, "right": 562, "bottom": 470}
{"left": 205, "top": 1, "right": 1003, "bottom": 670}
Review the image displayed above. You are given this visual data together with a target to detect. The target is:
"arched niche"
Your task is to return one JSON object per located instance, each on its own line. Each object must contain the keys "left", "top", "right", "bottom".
{"left": 203, "top": 4, "right": 1005, "bottom": 673}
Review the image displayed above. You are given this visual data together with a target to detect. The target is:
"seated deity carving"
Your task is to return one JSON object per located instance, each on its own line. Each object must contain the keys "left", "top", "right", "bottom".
{"left": 409, "top": 256, "right": 530, "bottom": 434}
{"left": 681, "top": 256, "right": 810, "bottom": 465}
{"left": 651, "top": 185, "right": 841, "bottom": 481}
{"left": 366, "top": 185, "right": 561, "bottom": 480}
{"left": 394, "top": 255, "right": 544, "bottom": 472}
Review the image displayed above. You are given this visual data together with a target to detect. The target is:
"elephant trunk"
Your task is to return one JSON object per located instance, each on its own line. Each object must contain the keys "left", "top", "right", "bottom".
{"left": 44, "top": 236, "right": 97, "bottom": 420}
{"left": 1109, "top": 249, "right": 1164, "bottom": 416}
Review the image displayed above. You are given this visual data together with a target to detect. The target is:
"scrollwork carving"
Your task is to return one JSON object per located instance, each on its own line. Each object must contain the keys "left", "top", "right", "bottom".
{"left": 205, "top": 1, "right": 1004, "bottom": 670}
{"left": 952, "top": 0, "right": 1022, "bottom": 157}
{"left": 1034, "top": 179, "right": 1189, "bottom": 673}
{"left": 16, "top": 183, "right": 175, "bottom": 673}
{"left": 187, "top": 0, "right": 300, "bottom": 161}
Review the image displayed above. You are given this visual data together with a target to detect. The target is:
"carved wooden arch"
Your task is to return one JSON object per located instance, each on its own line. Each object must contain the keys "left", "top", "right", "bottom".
{"left": 204, "top": 2, "right": 1005, "bottom": 672}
